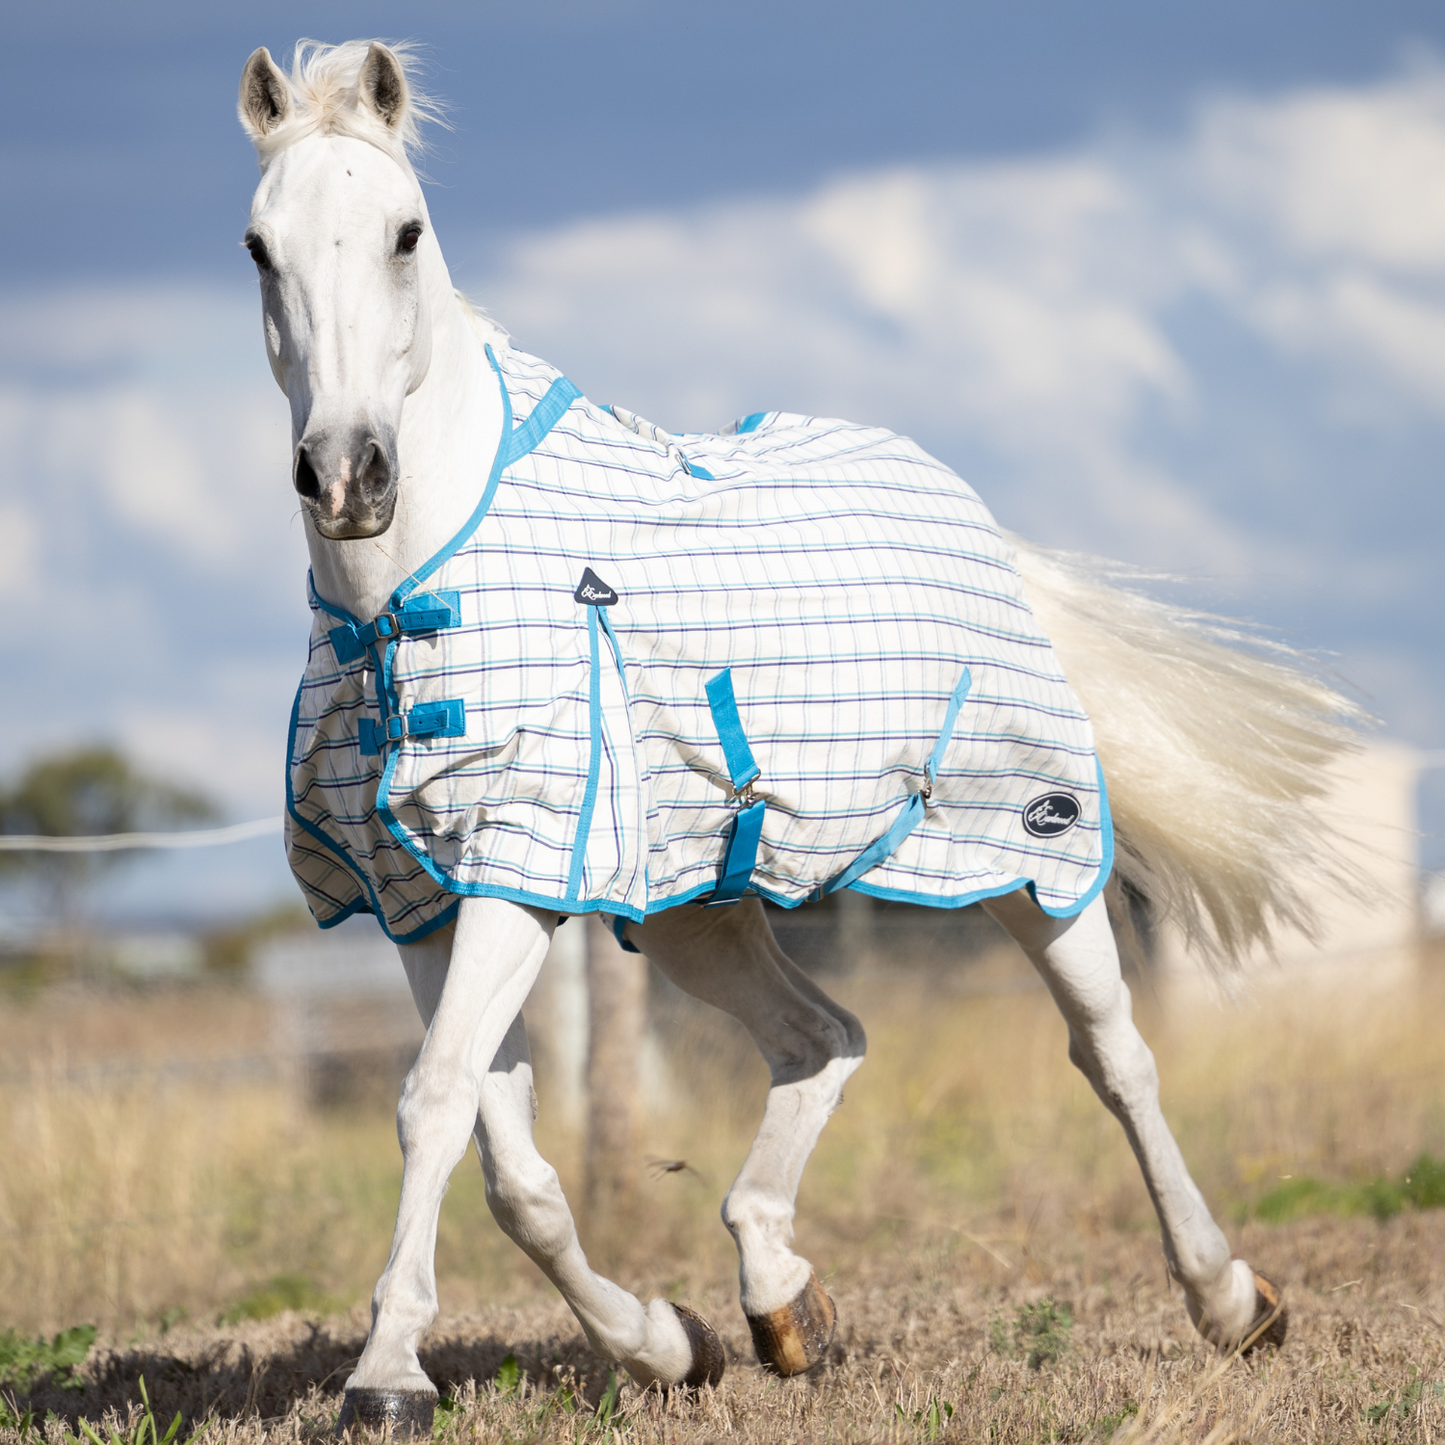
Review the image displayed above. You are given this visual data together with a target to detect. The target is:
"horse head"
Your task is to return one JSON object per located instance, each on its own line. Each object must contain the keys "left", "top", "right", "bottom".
{"left": 238, "top": 41, "right": 438, "bottom": 540}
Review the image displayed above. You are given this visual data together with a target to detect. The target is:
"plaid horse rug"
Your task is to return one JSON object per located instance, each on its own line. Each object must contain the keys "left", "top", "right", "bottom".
{"left": 285, "top": 345, "right": 1113, "bottom": 944}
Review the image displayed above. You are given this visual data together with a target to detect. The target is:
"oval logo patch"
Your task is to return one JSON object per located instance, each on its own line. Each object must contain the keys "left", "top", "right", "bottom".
{"left": 1022, "top": 793, "right": 1081, "bottom": 838}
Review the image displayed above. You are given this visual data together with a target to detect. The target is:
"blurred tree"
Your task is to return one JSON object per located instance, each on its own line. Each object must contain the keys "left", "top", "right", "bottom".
{"left": 0, "top": 746, "right": 219, "bottom": 960}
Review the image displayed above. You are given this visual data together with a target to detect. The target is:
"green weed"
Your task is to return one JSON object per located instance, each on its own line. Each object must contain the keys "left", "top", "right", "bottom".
{"left": 0, "top": 1396, "right": 40, "bottom": 1435}
{"left": 1094, "top": 1400, "right": 1139, "bottom": 1438}
{"left": 987, "top": 1299, "right": 1073, "bottom": 1369}
{"left": 1362, "top": 1368, "right": 1445, "bottom": 1424}
{"left": 219, "top": 1274, "right": 336, "bottom": 1324}
{"left": 65, "top": 1377, "right": 184, "bottom": 1445}
{"left": 0, "top": 1324, "right": 97, "bottom": 1392}
{"left": 592, "top": 1370, "right": 620, "bottom": 1430}
{"left": 431, "top": 1393, "right": 463, "bottom": 1438}
{"left": 493, "top": 1353, "right": 521, "bottom": 1395}
{"left": 1015, "top": 1299, "right": 1073, "bottom": 1369}
{"left": 1253, "top": 1153, "right": 1445, "bottom": 1225}
{"left": 895, "top": 1395, "right": 955, "bottom": 1440}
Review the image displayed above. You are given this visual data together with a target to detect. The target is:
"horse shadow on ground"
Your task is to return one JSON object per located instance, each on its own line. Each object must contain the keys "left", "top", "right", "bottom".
{"left": 8, "top": 1320, "right": 625, "bottom": 1433}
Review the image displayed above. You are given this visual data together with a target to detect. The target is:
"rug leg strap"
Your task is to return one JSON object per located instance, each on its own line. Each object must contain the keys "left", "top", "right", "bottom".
{"left": 706, "top": 799, "right": 767, "bottom": 906}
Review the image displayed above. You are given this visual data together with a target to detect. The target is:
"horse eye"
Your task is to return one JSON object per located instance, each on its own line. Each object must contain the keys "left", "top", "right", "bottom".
{"left": 245, "top": 235, "right": 272, "bottom": 271}
{"left": 398, "top": 225, "right": 422, "bottom": 254}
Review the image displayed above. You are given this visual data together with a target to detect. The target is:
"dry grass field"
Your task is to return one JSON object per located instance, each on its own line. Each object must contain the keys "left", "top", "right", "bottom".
{"left": 4, "top": 934, "right": 1445, "bottom": 1442}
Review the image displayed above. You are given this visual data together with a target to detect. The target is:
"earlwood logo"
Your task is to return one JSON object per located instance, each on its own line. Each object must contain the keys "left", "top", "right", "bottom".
{"left": 573, "top": 567, "right": 618, "bottom": 606}
{"left": 1022, "top": 793, "right": 1081, "bottom": 838}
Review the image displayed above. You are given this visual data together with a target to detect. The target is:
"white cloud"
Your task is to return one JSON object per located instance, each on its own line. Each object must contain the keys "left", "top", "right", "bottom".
{"left": 1174, "top": 68, "right": 1445, "bottom": 417}
{"left": 0, "top": 498, "right": 39, "bottom": 599}
{"left": 1193, "top": 70, "right": 1445, "bottom": 270}
{"left": 0, "top": 284, "right": 308, "bottom": 813}
{"left": 465, "top": 63, "right": 1445, "bottom": 583}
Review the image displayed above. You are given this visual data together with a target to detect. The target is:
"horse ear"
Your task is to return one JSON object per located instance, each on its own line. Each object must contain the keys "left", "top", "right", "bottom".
{"left": 239, "top": 47, "right": 291, "bottom": 140}
{"left": 358, "top": 43, "right": 408, "bottom": 130}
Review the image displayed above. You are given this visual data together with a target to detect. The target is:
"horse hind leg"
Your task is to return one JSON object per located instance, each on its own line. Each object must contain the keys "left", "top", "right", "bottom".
{"left": 983, "top": 888, "right": 1286, "bottom": 1351}
{"left": 627, "top": 899, "right": 867, "bottom": 1375}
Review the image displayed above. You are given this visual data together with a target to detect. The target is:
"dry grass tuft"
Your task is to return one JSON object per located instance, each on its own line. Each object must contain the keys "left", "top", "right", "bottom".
{"left": 8, "top": 1214, "right": 1445, "bottom": 1442}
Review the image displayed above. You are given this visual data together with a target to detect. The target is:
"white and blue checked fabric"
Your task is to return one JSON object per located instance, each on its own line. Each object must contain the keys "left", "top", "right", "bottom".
{"left": 286, "top": 344, "right": 1113, "bottom": 943}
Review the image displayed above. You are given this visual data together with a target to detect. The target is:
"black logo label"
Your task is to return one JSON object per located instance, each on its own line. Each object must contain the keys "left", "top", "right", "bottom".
{"left": 1022, "top": 793, "right": 1081, "bottom": 838}
{"left": 573, "top": 567, "right": 618, "bottom": 607}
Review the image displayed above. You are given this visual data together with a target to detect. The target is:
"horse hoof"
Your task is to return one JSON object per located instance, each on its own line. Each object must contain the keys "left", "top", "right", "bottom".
{"left": 336, "top": 1387, "right": 437, "bottom": 1438}
{"left": 669, "top": 1302, "right": 727, "bottom": 1389}
{"left": 745, "top": 1271, "right": 836, "bottom": 1376}
{"left": 1238, "top": 1271, "right": 1288, "bottom": 1353}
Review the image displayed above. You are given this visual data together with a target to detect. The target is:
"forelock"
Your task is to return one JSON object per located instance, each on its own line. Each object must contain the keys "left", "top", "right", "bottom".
{"left": 249, "top": 39, "right": 444, "bottom": 171}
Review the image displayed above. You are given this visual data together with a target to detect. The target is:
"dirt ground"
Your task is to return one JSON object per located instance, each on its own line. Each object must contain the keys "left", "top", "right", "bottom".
{"left": 7, "top": 1209, "right": 1445, "bottom": 1444}
{"left": 8, "top": 942, "right": 1445, "bottom": 1440}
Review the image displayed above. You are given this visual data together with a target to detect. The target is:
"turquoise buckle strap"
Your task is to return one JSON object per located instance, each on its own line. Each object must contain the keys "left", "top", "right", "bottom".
{"left": 704, "top": 668, "right": 761, "bottom": 791}
{"left": 819, "top": 667, "right": 972, "bottom": 897}
{"left": 329, "top": 591, "right": 462, "bottom": 665}
{"left": 360, "top": 698, "right": 466, "bottom": 757}
{"left": 704, "top": 667, "right": 765, "bottom": 906}
{"left": 710, "top": 799, "right": 767, "bottom": 907}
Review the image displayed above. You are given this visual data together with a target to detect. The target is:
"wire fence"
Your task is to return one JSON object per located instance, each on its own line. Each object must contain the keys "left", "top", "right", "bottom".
{"left": 0, "top": 817, "right": 283, "bottom": 853}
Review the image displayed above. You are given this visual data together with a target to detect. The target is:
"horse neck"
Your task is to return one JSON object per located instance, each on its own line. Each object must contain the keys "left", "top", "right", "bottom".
{"left": 305, "top": 263, "right": 506, "bottom": 622}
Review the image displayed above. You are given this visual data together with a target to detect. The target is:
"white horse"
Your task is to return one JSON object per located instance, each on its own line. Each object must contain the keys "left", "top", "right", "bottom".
{"left": 239, "top": 41, "right": 1357, "bottom": 1434}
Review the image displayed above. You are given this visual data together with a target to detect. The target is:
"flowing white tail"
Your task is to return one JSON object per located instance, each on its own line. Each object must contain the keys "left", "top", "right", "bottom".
{"left": 1010, "top": 536, "right": 1369, "bottom": 971}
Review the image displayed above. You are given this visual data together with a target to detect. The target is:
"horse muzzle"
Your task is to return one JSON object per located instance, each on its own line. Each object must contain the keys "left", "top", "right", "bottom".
{"left": 294, "top": 426, "right": 399, "bottom": 539}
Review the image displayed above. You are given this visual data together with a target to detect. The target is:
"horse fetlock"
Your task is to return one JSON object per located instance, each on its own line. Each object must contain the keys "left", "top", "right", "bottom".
{"left": 745, "top": 1270, "right": 836, "bottom": 1376}
{"left": 1184, "top": 1257, "right": 1286, "bottom": 1352}
{"left": 350, "top": 1288, "right": 437, "bottom": 1393}
{"left": 721, "top": 1179, "right": 788, "bottom": 1238}
{"left": 345, "top": 1340, "right": 435, "bottom": 1396}
{"left": 619, "top": 1299, "right": 725, "bottom": 1391}
{"left": 722, "top": 1189, "right": 805, "bottom": 1299}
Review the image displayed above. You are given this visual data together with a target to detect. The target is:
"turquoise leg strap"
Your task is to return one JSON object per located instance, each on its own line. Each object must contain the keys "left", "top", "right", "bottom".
{"left": 703, "top": 667, "right": 765, "bottom": 905}
{"left": 707, "top": 798, "right": 767, "bottom": 907}
{"left": 820, "top": 667, "right": 972, "bottom": 897}
{"left": 703, "top": 667, "right": 761, "bottom": 791}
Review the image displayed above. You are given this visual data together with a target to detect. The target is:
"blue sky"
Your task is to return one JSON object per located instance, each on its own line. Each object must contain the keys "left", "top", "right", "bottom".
{"left": 4, "top": 2, "right": 1444, "bottom": 920}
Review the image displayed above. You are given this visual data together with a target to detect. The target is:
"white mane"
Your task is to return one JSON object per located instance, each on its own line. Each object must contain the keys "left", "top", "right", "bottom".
{"left": 247, "top": 39, "right": 444, "bottom": 169}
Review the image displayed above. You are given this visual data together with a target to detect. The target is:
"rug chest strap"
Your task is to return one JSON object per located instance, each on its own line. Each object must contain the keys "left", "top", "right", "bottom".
{"left": 327, "top": 590, "right": 463, "bottom": 665}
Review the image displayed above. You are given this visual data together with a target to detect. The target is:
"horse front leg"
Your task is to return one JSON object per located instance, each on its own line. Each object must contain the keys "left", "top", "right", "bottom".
{"left": 339, "top": 896, "right": 555, "bottom": 1434}
{"left": 471, "top": 1010, "right": 725, "bottom": 1391}
{"left": 983, "top": 888, "right": 1286, "bottom": 1351}
{"left": 628, "top": 899, "right": 867, "bottom": 1376}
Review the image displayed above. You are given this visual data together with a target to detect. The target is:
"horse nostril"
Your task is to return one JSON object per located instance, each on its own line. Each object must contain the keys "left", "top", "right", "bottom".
{"left": 358, "top": 438, "right": 393, "bottom": 497}
{"left": 294, "top": 447, "right": 321, "bottom": 501}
